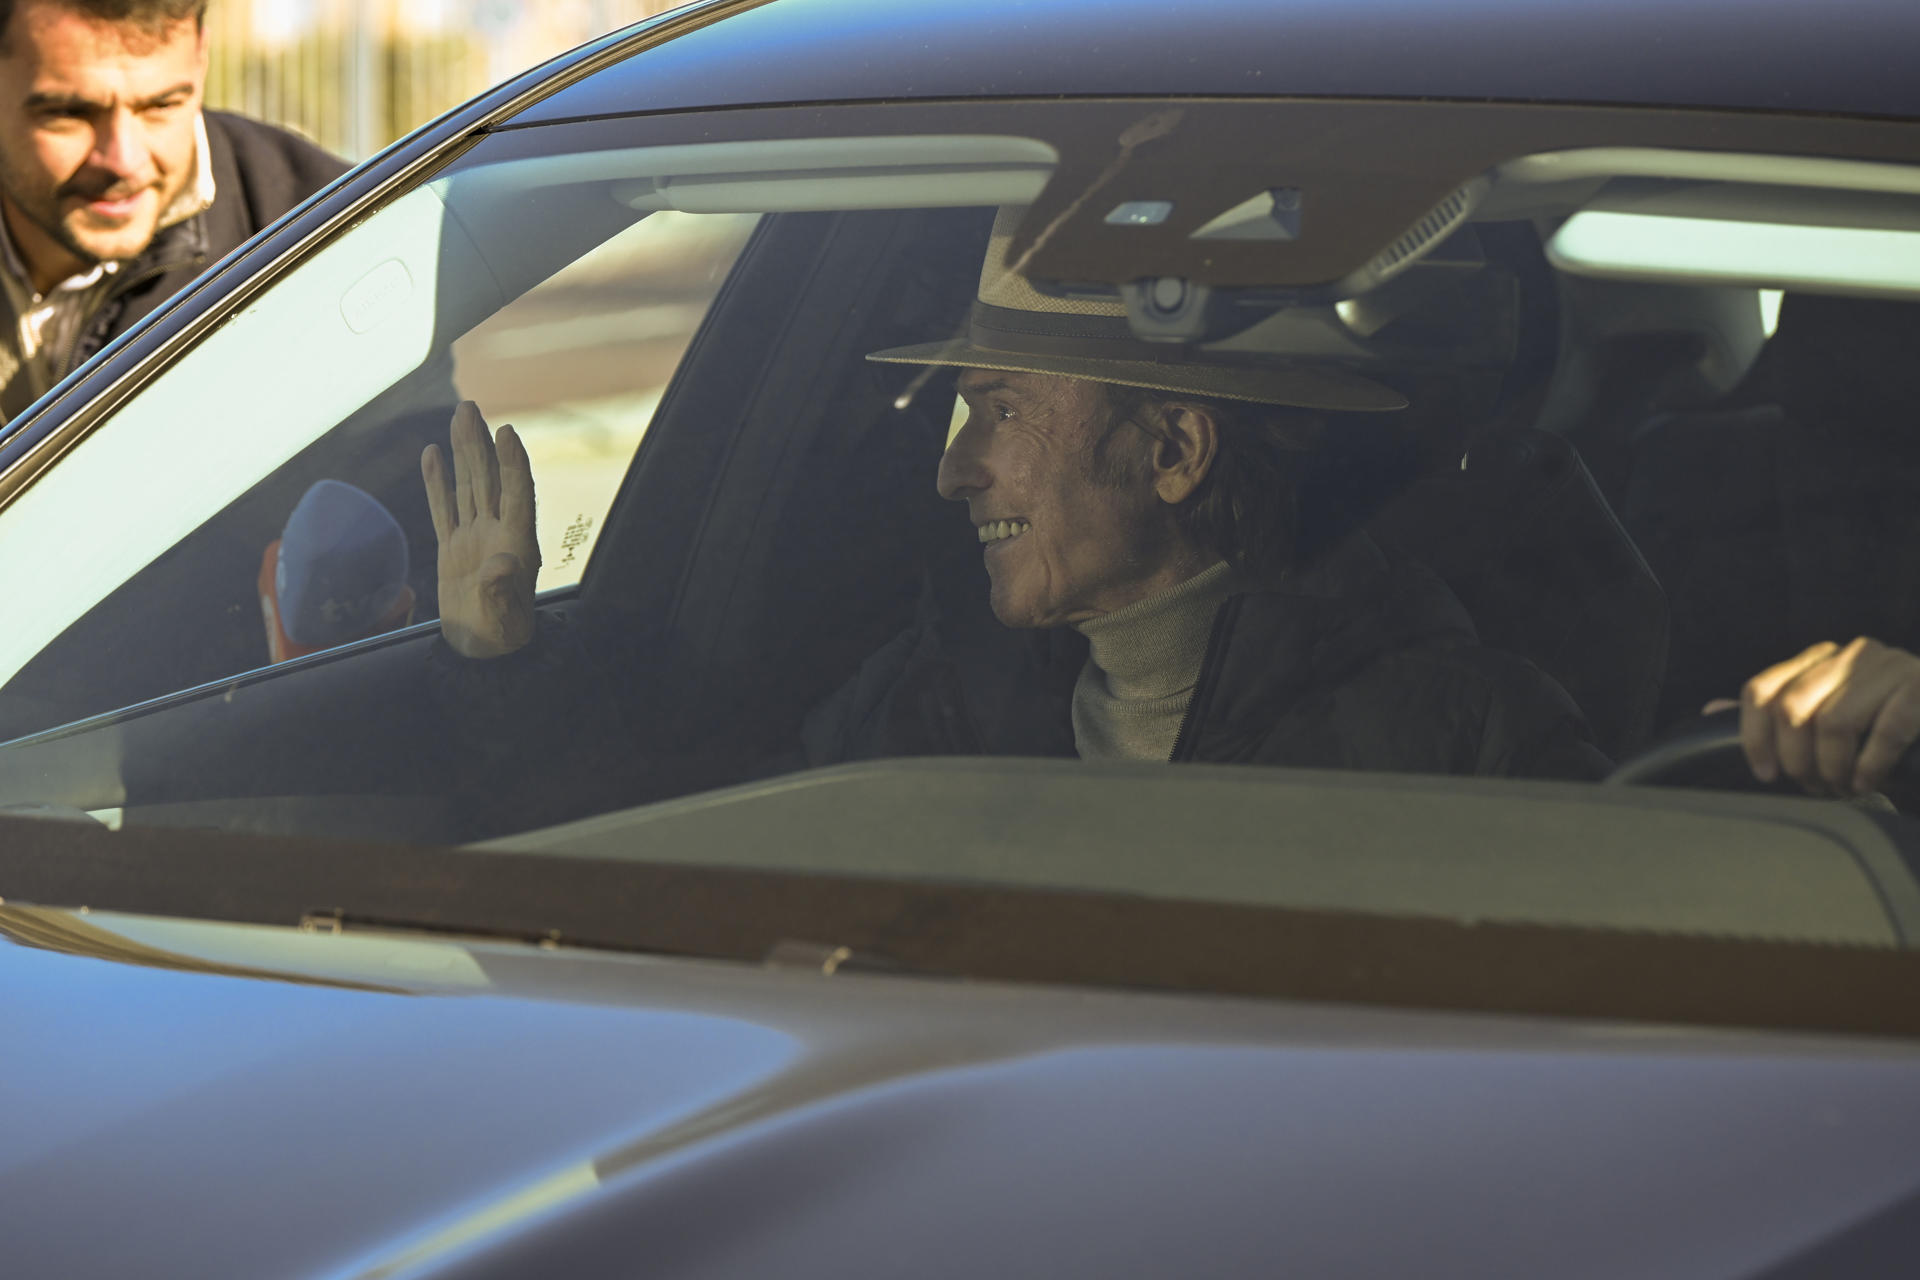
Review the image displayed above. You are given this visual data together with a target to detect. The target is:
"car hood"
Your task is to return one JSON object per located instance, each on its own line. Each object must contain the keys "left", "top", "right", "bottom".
{"left": 6, "top": 903, "right": 1920, "bottom": 1280}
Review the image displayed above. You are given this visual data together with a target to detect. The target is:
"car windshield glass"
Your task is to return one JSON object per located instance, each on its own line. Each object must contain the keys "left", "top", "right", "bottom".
{"left": 5, "top": 98, "right": 1920, "bottom": 952}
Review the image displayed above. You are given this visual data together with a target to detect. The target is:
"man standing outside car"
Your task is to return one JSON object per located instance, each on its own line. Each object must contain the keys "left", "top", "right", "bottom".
{"left": 0, "top": 0, "right": 346, "bottom": 421}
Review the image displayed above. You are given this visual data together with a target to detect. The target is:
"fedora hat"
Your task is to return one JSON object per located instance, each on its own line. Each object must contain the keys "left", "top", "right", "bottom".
{"left": 869, "top": 207, "right": 1408, "bottom": 412}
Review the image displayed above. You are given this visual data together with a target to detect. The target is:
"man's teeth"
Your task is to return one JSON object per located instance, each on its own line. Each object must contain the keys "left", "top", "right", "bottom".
{"left": 978, "top": 519, "right": 1031, "bottom": 544}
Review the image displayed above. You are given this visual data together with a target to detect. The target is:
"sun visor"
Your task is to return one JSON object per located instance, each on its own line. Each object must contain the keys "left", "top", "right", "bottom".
{"left": 438, "top": 135, "right": 1059, "bottom": 214}
{"left": 1547, "top": 180, "right": 1920, "bottom": 299}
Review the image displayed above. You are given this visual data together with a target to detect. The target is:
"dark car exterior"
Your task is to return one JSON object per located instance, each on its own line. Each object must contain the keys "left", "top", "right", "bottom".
{"left": 8, "top": 1, "right": 1920, "bottom": 1275}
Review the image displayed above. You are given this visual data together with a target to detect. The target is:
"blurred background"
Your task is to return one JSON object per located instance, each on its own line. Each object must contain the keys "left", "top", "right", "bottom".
{"left": 205, "top": 0, "right": 687, "bottom": 160}
{"left": 203, "top": 0, "right": 738, "bottom": 597}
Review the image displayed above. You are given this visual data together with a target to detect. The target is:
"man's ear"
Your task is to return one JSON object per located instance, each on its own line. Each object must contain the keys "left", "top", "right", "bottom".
{"left": 1150, "top": 402, "right": 1219, "bottom": 505}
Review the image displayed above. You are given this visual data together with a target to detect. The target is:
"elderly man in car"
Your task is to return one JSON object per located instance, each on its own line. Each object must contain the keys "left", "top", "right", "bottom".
{"left": 422, "top": 211, "right": 1920, "bottom": 809}
{"left": 424, "top": 209, "right": 1611, "bottom": 804}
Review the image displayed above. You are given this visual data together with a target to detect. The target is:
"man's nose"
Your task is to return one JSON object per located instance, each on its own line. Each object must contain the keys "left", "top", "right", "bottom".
{"left": 92, "top": 108, "right": 150, "bottom": 179}
{"left": 935, "top": 419, "right": 989, "bottom": 500}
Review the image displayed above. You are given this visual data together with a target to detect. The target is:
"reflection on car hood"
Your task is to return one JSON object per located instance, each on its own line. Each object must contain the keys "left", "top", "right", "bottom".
{"left": 6, "top": 905, "right": 1920, "bottom": 1279}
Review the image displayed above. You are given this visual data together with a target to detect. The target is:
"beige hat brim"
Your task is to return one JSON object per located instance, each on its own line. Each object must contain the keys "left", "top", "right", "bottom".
{"left": 868, "top": 338, "right": 1408, "bottom": 413}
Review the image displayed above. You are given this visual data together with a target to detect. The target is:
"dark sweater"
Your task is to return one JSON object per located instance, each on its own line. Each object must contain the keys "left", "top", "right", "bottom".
{"left": 428, "top": 532, "right": 1608, "bottom": 837}
{"left": 801, "top": 533, "right": 1608, "bottom": 780}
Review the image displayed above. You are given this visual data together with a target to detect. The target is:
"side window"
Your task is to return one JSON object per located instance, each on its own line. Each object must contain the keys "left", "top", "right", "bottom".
{"left": 0, "top": 187, "right": 759, "bottom": 740}
{"left": 451, "top": 211, "right": 758, "bottom": 592}
{"left": 0, "top": 121, "right": 1052, "bottom": 828}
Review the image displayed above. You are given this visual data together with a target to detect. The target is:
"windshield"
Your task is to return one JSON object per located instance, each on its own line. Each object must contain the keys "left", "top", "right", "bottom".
{"left": 4, "top": 97, "right": 1920, "bottom": 951}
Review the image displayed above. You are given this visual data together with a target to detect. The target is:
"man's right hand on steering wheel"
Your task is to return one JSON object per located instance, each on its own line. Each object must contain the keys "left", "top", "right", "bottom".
{"left": 1721, "top": 638, "right": 1920, "bottom": 798}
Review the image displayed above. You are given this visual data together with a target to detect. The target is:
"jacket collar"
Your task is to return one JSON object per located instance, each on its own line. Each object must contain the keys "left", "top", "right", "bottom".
{"left": 1180, "top": 532, "right": 1480, "bottom": 759}
{"left": 122, "top": 113, "right": 215, "bottom": 285}
{"left": 928, "top": 525, "right": 1480, "bottom": 761}
{"left": 132, "top": 197, "right": 212, "bottom": 284}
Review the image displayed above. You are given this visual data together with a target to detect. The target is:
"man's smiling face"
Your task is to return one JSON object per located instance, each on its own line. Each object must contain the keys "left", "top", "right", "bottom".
{"left": 937, "top": 368, "right": 1193, "bottom": 628}
{"left": 0, "top": 0, "right": 206, "bottom": 291}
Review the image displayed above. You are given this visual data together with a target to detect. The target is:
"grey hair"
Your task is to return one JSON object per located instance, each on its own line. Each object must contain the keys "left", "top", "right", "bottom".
{"left": 1102, "top": 384, "right": 1325, "bottom": 577}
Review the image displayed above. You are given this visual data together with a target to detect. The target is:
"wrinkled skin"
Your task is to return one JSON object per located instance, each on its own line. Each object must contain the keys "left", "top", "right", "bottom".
{"left": 936, "top": 369, "right": 1215, "bottom": 628}
{"left": 428, "top": 372, "right": 1222, "bottom": 658}
{"left": 0, "top": 0, "right": 207, "bottom": 293}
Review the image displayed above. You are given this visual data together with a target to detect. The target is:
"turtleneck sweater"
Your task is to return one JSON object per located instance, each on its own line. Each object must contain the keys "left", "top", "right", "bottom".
{"left": 1070, "top": 560, "right": 1238, "bottom": 761}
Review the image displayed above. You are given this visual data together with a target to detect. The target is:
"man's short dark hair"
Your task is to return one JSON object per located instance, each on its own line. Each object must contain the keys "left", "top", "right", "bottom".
{"left": 0, "top": 0, "right": 207, "bottom": 45}
{"left": 1102, "top": 384, "right": 1325, "bottom": 577}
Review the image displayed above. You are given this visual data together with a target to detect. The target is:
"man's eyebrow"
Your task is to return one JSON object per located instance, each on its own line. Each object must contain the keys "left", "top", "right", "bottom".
{"left": 23, "top": 91, "right": 105, "bottom": 113}
{"left": 24, "top": 82, "right": 195, "bottom": 113}
{"left": 958, "top": 376, "right": 1018, "bottom": 398}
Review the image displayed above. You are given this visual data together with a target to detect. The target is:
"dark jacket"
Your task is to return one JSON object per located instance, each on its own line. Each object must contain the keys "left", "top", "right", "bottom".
{"left": 429, "top": 533, "right": 1607, "bottom": 835}
{"left": 65, "top": 110, "right": 349, "bottom": 373}
{"left": 801, "top": 533, "right": 1609, "bottom": 779}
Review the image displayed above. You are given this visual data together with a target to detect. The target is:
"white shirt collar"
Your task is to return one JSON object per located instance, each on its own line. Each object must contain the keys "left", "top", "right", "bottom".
{"left": 158, "top": 111, "right": 217, "bottom": 232}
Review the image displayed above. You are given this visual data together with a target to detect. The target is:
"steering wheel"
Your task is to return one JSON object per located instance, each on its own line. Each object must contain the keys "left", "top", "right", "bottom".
{"left": 1604, "top": 707, "right": 1920, "bottom": 793}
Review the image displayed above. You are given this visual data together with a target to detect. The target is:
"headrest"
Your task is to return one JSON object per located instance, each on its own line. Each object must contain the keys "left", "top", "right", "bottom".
{"left": 1772, "top": 293, "right": 1920, "bottom": 453}
{"left": 1367, "top": 429, "right": 1667, "bottom": 757}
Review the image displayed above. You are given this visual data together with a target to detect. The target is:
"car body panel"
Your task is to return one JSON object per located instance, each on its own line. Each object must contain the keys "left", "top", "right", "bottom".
{"left": 5, "top": 0, "right": 1920, "bottom": 1273}
{"left": 6, "top": 908, "right": 1920, "bottom": 1279}
{"left": 519, "top": 0, "right": 1920, "bottom": 125}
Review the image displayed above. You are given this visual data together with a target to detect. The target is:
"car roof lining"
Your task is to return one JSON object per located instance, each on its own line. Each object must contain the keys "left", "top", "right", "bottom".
{"left": 450, "top": 97, "right": 1920, "bottom": 306}
{"left": 422, "top": 100, "right": 1920, "bottom": 414}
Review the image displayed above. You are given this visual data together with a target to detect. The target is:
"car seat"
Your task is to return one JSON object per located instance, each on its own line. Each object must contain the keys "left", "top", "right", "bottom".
{"left": 1540, "top": 278, "right": 1773, "bottom": 508}
{"left": 1621, "top": 293, "right": 1920, "bottom": 730}
{"left": 1365, "top": 428, "right": 1668, "bottom": 761}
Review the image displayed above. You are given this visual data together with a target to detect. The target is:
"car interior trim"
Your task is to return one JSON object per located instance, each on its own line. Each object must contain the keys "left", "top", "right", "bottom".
{"left": 9, "top": 810, "right": 1920, "bottom": 1040}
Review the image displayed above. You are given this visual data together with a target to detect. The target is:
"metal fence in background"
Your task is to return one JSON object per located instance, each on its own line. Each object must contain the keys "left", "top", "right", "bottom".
{"left": 204, "top": 0, "right": 683, "bottom": 162}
